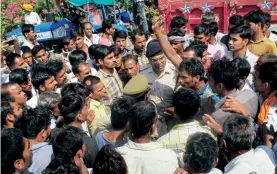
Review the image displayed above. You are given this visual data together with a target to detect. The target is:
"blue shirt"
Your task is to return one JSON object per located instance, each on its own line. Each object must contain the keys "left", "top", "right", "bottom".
{"left": 95, "top": 131, "right": 126, "bottom": 150}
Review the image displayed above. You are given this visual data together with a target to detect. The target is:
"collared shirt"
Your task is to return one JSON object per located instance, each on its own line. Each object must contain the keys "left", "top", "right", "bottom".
{"left": 97, "top": 69, "right": 123, "bottom": 107}
{"left": 225, "top": 146, "right": 275, "bottom": 174}
{"left": 84, "top": 34, "right": 100, "bottom": 47}
{"left": 117, "top": 140, "right": 178, "bottom": 174}
{"left": 225, "top": 48, "right": 258, "bottom": 88}
{"left": 27, "top": 94, "right": 39, "bottom": 108}
{"left": 212, "top": 90, "right": 259, "bottom": 126}
{"left": 157, "top": 121, "right": 214, "bottom": 167}
{"left": 248, "top": 35, "right": 277, "bottom": 57}
{"left": 24, "top": 12, "right": 41, "bottom": 25}
{"left": 128, "top": 49, "right": 149, "bottom": 70}
{"left": 88, "top": 99, "right": 111, "bottom": 137}
{"left": 139, "top": 62, "right": 177, "bottom": 117}
{"left": 22, "top": 39, "right": 39, "bottom": 49}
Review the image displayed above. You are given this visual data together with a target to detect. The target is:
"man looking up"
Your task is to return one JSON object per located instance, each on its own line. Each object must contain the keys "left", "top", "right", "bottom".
{"left": 244, "top": 9, "right": 277, "bottom": 56}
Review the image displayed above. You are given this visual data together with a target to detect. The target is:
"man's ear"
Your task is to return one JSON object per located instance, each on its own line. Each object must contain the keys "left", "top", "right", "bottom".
{"left": 39, "top": 85, "right": 46, "bottom": 92}
{"left": 14, "top": 159, "right": 25, "bottom": 172}
{"left": 98, "top": 59, "right": 103, "bottom": 66}
{"left": 149, "top": 120, "right": 158, "bottom": 135}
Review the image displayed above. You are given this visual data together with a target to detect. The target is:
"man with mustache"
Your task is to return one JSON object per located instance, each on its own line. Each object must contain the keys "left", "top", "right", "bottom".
{"left": 21, "top": 24, "right": 39, "bottom": 49}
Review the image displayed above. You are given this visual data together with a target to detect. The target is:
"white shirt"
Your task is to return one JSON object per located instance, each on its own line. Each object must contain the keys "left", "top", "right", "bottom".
{"left": 225, "top": 48, "right": 258, "bottom": 88}
{"left": 27, "top": 94, "right": 39, "bottom": 108}
{"left": 84, "top": 34, "right": 100, "bottom": 47}
{"left": 269, "top": 31, "right": 277, "bottom": 44}
{"left": 24, "top": 12, "right": 41, "bottom": 25}
{"left": 69, "top": 67, "right": 98, "bottom": 83}
{"left": 22, "top": 39, "right": 39, "bottom": 50}
{"left": 225, "top": 146, "right": 276, "bottom": 174}
{"left": 208, "top": 42, "right": 228, "bottom": 60}
{"left": 117, "top": 140, "right": 178, "bottom": 174}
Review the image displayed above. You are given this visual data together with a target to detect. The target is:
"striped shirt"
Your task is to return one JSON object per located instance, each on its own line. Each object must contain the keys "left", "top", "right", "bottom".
{"left": 157, "top": 121, "right": 214, "bottom": 167}
{"left": 97, "top": 69, "right": 123, "bottom": 107}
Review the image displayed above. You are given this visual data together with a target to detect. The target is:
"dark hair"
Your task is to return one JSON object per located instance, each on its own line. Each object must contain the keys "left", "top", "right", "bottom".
{"left": 82, "top": 75, "right": 101, "bottom": 92}
{"left": 188, "top": 40, "right": 208, "bottom": 58}
{"left": 21, "top": 24, "right": 35, "bottom": 37}
{"left": 82, "top": 22, "right": 92, "bottom": 29}
{"left": 167, "top": 28, "right": 185, "bottom": 37}
{"left": 46, "top": 59, "right": 64, "bottom": 77}
{"left": 223, "top": 115, "right": 255, "bottom": 151}
{"left": 61, "top": 37, "right": 71, "bottom": 47}
{"left": 70, "top": 27, "right": 84, "bottom": 39}
{"left": 186, "top": 132, "right": 219, "bottom": 173}
{"left": 244, "top": 9, "right": 265, "bottom": 27}
{"left": 179, "top": 58, "right": 205, "bottom": 79}
{"left": 170, "top": 16, "right": 188, "bottom": 30}
{"left": 14, "top": 106, "right": 51, "bottom": 139}
{"left": 58, "top": 94, "right": 86, "bottom": 124}
{"left": 229, "top": 15, "right": 244, "bottom": 27}
{"left": 101, "top": 20, "right": 114, "bottom": 33}
{"left": 5, "top": 52, "right": 21, "bottom": 70}
{"left": 113, "top": 30, "right": 127, "bottom": 42}
{"left": 9, "top": 68, "right": 29, "bottom": 85}
{"left": 231, "top": 58, "right": 251, "bottom": 80}
{"left": 208, "top": 60, "right": 239, "bottom": 90}
{"left": 1, "top": 92, "right": 15, "bottom": 103}
{"left": 110, "top": 45, "right": 122, "bottom": 56}
{"left": 258, "top": 62, "right": 277, "bottom": 90}
{"left": 208, "top": 22, "right": 218, "bottom": 36}
{"left": 128, "top": 101, "right": 157, "bottom": 138}
{"left": 32, "top": 45, "right": 46, "bottom": 57}
{"left": 21, "top": 46, "right": 32, "bottom": 54}
{"left": 92, "top": 45, "right": 113, "bottom": 63}
{"left": 2, "top": 128, "right": 25, "bottom": 173}
{"left": 1, "top": 101, "right": 14, "bottom": 128}
{"left": 129, "top": 29, "right": 146, "bottom": 43}
{"left": 68, "top": 50, "right": 87, "bottom": 67}
{"left": 61, "top": 83, "right": 90, "bottom": 98}
{"left": 93, "top": 144, "right": 127, "bottom": 174}
{"left": 88, "top": 44, "right": 101, "bottom": 58}
{"left": 30, "top": 64, "right": 54, "bottom": 90}
{"left": 229, "top": 25, "right": 252, "bottom": 42}
{"left": 111, "top": 96, "right": 136, "bottom": 130}
{"left": 259, "top": 53, "right": 277, "bottom": 62}
{"left": 201, "top": 11, "right": 216, "bottom": 24}
{"left": 44, "top": 126, "right": 84, "bottom": 174}
{"left": 122, "top": 54, "right": 138, "bottom": 64}
{"left": 264, "top": 12, "right": 271, "bottom": 27}
{"left": 72, "top": 61, "right": 88, "bottom": 75}
{"left": 194, "top": 23, "right": 210, "bottom": 36}
{"left": 173, "top": 88, "right": 200, "bottom": 120}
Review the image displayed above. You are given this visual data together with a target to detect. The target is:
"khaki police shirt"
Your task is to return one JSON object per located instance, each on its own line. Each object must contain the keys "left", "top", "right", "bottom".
{"left": 139, "top": 61, "right": 177, "bottom": 117}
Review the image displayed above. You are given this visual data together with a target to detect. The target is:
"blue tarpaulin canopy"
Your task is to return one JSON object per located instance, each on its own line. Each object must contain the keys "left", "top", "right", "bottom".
{"left": 65, "top": 0, "right": 114, "bottom": 6}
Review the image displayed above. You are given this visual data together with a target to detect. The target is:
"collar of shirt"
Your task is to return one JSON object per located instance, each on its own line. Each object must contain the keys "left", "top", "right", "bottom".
{"left": 90, "top": 99, "right": 104, "bottom": 108}
{"left": 250, "top": 35, "right": 267, "bottom": 44}
{"left": 171, "top": 121, "right": 202, "bottom": 130}
{"left": 99, "top": 68, "right": 116, "bottom": 78}
{"left": 147, "top": 62, "right": 174, "bottom": 79}
{"left": 225, "top": 48, "right": 252, "bottom": 60}
{"left": 22, "top": 39, "right": 39, "bottom": 49}
{"left": 198, "top": 83, "right": 209, "bottom": 96}
{"left": 125, "top": 140, "right": 163, "bottom": 151}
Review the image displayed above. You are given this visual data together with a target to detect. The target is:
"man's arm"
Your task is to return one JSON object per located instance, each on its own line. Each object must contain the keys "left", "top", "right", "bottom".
{"left": 152, "top": 18, "right": 182, "bottom": 67}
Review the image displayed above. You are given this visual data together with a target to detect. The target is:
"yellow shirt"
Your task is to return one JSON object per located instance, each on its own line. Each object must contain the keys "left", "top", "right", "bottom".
{"left": 248, "top": 35, "right": 277, "bottom": 57}
{"left": 89, "top": 99, "right": 111, "bottom": 137}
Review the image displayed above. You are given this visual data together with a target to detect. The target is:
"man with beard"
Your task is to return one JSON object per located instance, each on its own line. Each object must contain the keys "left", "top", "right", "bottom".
{"left": 128, "top": 29, "right": 149, "bottom": 70}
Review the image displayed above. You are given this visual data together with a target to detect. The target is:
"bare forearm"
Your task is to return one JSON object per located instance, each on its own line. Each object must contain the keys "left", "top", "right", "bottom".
{"left": 155, "top": 32, "right": 182, "bottom": 67}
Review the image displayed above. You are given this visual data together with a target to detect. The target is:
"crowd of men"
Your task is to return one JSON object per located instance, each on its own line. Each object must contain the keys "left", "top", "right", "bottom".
{"left": 1, "top": 8, "right": 277, "bottom": 174}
